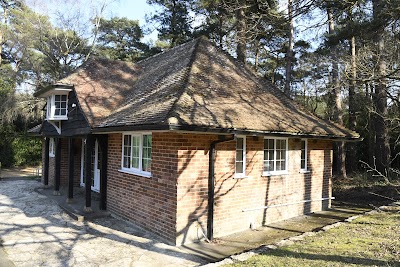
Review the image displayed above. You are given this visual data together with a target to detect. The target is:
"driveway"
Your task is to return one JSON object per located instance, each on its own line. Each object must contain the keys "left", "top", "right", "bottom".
{"left": 0, "top": 179, "right": 207, "bottom": 267}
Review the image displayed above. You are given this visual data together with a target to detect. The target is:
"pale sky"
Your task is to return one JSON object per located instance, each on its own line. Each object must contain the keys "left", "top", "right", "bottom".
{"left": 26, "top": 0, "right": 159, "bottom": 41}
{"left": 111, "top": 0, "right": 155, "bottom": 25}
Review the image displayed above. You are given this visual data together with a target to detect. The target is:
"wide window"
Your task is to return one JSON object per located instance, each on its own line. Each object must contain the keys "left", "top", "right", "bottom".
{"left": 235, "top": 136, "right": 246, "bottom": 178}
{"left": 263, "top": 138, "right": 288, "bottom": 175}
{"left": 47, "top": 94, "right": 68, "bottom": 120}
{"left": 300, "top": 139, "right": 308, "bottom": 171}
{"left": 121, "top": 133, "right": 152, "bottom": 177}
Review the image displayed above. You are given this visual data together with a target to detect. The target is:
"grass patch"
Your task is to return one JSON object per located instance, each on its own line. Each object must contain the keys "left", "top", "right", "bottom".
{"left": 228, "top": 211, "right": 400, "bottom": 267}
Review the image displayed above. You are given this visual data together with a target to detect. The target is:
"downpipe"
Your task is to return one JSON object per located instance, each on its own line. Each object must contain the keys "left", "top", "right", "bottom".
{"left": 207, "top": 135, "right": 235, "bottom": 241}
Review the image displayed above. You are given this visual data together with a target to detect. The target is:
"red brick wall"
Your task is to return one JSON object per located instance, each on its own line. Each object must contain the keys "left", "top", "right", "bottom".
{"left": 107, "top": 133, "right": 178, "bottom": 244}
{"left": 174, "top": 133, "right": 332, "bottom": 244}
{"left": 105, "top": 132, "right": 332, "bottom": 245}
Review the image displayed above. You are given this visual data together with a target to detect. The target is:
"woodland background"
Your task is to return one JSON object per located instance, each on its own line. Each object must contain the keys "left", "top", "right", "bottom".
{"left": 0, "top": 0, "right": 399, "bottom": 180}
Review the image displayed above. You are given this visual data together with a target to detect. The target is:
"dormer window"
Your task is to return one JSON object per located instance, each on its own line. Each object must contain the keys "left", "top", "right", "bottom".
{"left": 46, "top": 93, "right": 69, "bottom": 120}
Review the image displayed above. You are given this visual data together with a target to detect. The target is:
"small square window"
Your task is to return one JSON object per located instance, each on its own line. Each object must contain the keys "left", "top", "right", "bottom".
{"left": 121, "top": 133, "right": 152, "bottom": 177}
{"left": 47, "top": 94, "right": 68, "bottom": 120}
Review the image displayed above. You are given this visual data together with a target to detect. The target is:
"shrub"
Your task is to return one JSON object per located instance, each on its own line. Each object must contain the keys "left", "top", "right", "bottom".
{"left": 12, "top": 135, "right": 42, "bottom": 167}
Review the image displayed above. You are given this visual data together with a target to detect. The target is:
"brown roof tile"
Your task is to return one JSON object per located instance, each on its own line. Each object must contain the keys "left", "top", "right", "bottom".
{"left": 53, "top": 37, "right": 359, "bottom": 139}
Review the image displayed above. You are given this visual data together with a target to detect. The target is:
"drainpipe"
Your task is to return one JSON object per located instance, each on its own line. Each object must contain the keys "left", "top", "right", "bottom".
{"left": 207, "top": 135, "right": 235, "bottom": 241}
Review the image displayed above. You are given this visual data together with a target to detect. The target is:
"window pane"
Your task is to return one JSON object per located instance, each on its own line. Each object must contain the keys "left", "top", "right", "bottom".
{"left": 264, "top": 139, "right": 274, "bottom": 150}
{"left": 132, "top": 136, "right": 140, "bottom": 169}
{"left": 301, "top": 159, "right": 306, "bottom": 169}
{"left": 55, "top": 95, "right": 61, "bottom": 101}
{"left": 131, "top": 157, "right": 139, "bottom": 169}
{"left": 275, "top": 160, "right": 284, "bottom": 171}
{"left": 276, "top": 140, "right": 286, "bottom": 149}
{"left": 123, "top": 135, "right": 132, "bottom": 168}
{"left": 235, "top": 162, "right": 243, "bottom": 173}
{"left": 61, "top": 95, "right": 67, "bottom": 101}
{"left": 236, "top": 138, "right": 243, "bottom": 149}
{"left": 142, "top": 135, "right": 152, "bottom": 172}
{"left": 142, "top": 158, "right": 151, "bottom": 172}
{"left": 264, "top": 161, "right": 274, "bottom": 172}
{"left": 236, "top": 150, "right": 243, "bottom": 162}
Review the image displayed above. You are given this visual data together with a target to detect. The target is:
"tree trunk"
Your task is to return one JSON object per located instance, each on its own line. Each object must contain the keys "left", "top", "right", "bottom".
{"left": 346, "top": 35, "right": 357, "bottom": 173}
{"left": 373, "top": 0, "right": 390, "bottom": 175}
{"left": 236, "top": 5, "right": 246, "bottom": 64}
{"left": 327, "top": 7, "right": 346, "bottom": 178}
{"left": 367, "top": 83, "right": 376, "bottom": 167}
{"left": 284, "top": 0, "right": 294, "bottom": 97}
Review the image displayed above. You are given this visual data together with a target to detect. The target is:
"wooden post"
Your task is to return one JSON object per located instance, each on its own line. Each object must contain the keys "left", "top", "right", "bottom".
{"left": 67, "top": 138, "right": 74, "bottom": 203}
{"left": 98, "top": 135, "right": 108, "bottom": 210}
{"left": 84, "top": 135, "right": 94, "bottom": 212}
{"left": 53, "top": 138, "right": 61, "bottom": 195}
{"left": 43, "top": 137, "right": 50, "bottom": 186}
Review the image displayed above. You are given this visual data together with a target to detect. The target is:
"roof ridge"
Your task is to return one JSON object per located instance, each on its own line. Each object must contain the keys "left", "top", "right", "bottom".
{"left": 163, "top": 37, "right": 203, "bottom": 124}
{"left": 135, "top": 38, "right": 200, "bottom": 65}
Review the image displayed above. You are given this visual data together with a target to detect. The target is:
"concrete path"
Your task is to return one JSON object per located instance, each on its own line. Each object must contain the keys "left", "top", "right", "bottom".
{"left": 0, "top": 179, "right": 207, "bottom": 267}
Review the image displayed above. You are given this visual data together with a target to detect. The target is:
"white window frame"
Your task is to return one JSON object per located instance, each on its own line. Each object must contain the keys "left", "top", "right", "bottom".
{"left": 49, "top": 138, "right": 55, "bottom": 157}
{"left": 120, "top": 132, "right": 152, "bottom": 178}
{"left": 263, "top": 137, "right": 289, "bottom": 176}
{"left": 46, "top": 94, "right": 69, "bottom": 121}
{"left": 300, "top": 139, "right": 309, "bottom": 172}
{"left": 234, "top": 136, "right": 246, "bottom": 178}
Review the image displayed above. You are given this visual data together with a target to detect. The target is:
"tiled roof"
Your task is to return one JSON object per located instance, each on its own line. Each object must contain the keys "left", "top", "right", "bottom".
{"left": 54, "top": 37, "right": 359, "bottom": 139}
{"left": 27, "top": 124, "right": 42, "bottom": 136}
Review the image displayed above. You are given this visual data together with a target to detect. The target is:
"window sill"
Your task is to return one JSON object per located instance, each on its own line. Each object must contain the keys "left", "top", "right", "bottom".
{"left": 118, "top": 169, "right": 152, "bottom": 178}
{"left": 233, "top": 174, "right": 249, "bottom": 179}
{"left": 262, "top": 171, "right": 289, "bottom": 177}
{"left": 299, "top": 170, "right": 310, "bottom": 174}
{"left": 47, "top": 117, "right": 68, "bottom": 121}
{"left": 49, "top": 154, "right": 55, "bottom": 158}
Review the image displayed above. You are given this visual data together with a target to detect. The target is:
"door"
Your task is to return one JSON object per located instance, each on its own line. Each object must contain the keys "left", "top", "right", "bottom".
{"left": 81, "top": 139, "right": 101, "bottom": 192}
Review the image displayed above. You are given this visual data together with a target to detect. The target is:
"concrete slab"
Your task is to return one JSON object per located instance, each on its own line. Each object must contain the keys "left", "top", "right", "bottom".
{"left": 35, "top": 186, "right": 111, "bottom": 221}
{"left": 0, "top": 245, "right": 15, "bottom": 267}
{"left": 181, "top": 204, "right": 370, "bottom": 262}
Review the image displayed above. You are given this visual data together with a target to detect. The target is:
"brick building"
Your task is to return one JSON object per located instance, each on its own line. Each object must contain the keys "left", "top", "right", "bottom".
{"left": 31, "top": 37, "right": 359, "bottom": 245}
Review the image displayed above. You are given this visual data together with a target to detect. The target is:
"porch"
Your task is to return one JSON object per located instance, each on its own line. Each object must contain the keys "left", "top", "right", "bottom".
{"left": 36, "top": 185, "right": 110, "bottom": 221}
{"left": 42, "top": 134, "right": 108, "bottom": 213}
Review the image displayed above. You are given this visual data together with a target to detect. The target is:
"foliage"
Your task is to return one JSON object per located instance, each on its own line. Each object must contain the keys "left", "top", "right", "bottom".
{"left": 0, "top": 124, "right": 15, "bottom": 167}
{"left": 94, "top": 17, "right": 158, "bottom": 62}
{"left": 12, "top": 134, "right": 42, "bottom": 166}
{"left": 147, "top": 0, "right": 193, "bottom": 47}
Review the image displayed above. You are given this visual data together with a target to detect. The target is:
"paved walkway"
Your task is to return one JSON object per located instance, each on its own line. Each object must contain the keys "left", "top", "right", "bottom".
{"left": 0, "top": 174, "right": 370, "bottom": 266}
{"left": 0, "top": 180, "right": 207, "bottom": 267}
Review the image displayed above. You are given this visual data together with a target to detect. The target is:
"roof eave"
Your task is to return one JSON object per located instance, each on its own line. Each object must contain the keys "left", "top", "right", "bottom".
{"left": 93, "top": 123, "right": 361, "bottom": 141}
{"left": 34, "top": 84, "right": 75, "bottom": 98}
